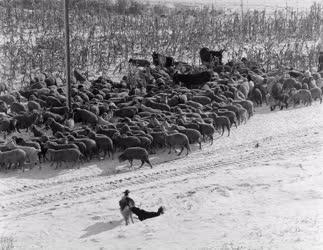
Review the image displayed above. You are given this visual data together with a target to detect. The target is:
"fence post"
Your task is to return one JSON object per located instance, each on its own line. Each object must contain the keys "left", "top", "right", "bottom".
{"left": 64, "top": 0, "right": 72, "bottom": 111}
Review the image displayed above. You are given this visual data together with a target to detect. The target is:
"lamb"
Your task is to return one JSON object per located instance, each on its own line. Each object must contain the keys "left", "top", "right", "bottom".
{"left": 0, "top": 149, "right": 26, "bottom": 171}
{"left": 310, "top": 87, "right": 322, "bottom": 103}
{"left": 118, "top": 147, "right": 153, "bottom": 169}
{"left": 46, "top": 148, "right": 83, "bottom": 169}
{"left": 165, "top": 133, "right": 190, "bottom": 156}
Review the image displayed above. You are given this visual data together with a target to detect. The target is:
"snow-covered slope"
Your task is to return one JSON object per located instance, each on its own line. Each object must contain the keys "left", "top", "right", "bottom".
{"left": 1, "top": 103, "right": 323, "bottom": 250}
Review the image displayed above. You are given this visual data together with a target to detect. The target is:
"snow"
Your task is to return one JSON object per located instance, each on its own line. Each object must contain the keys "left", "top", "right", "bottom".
{"left": 0, "top": 103, "right": 323, "bottom": 249}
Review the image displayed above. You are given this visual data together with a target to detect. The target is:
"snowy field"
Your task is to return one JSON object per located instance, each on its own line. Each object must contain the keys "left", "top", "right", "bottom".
{"left": 0, "top": 102, "right": 322, "bottom": 250}
{"left": 150, "top": 0, "right": 323, "bottom": 11}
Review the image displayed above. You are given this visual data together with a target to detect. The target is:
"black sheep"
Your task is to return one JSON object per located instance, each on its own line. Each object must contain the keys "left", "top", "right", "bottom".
{"left": 129, "top": 58, "right": 151, "bottom": 67}
{"left": 173, "top": 71, "right": 212, "bottom": 89}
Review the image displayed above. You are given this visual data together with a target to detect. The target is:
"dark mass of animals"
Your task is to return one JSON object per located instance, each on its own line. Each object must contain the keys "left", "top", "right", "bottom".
{"left": 0, "top": 48, "right": 322, "bottom": 172}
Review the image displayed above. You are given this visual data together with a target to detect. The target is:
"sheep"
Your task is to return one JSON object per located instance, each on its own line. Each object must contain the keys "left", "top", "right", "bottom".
{"left": 129, "top": 58, "right": 150, "bottom": 67}
{"left": 0, "top": 118, "right": 16, "bottom": 137}
{"left": 0, "top": 94, "right": 17, "bottom": 105}
{"left": 5, "top": 141, "right": 40, "bottom": 168}
{"left": 178, "top": 128, "right": 202, "bottom": 149}
{"left": 67, "top": 135, "right": 97, "bottom": 160}
{"left": 43, "top": 111, "right": 64, "bottom": 123}
{"left": 137, "top": 136, "right": 152, "bottom": 151}
{"left": 173, "top": 71, "right": 212, "bottom": 88}
{"left": 249, "top": 87, "right": 263, "bottom": 106}
{"left": 45, "top": 141, "right": 78, "bottom": 151}
{"left": 114, "top": 106, "right": 138, "bottom": 118}
{"left": 73, "top": 108, "right": 98, "bottom": 126}
{"left": 198, "top": 122, "right": 216, "bottom": 144}
{"left": 49, "top": 106, "right": 69, "bottom": 116}
{"left": 113, "top": 134, "right": 141, "bottom": 151}
{"left": 165, "top": 133, "right": 190, "bottom": 156}
{"left": 0, "top": 82, "right": 8, "bottom": 95}
{"left": 143, "top": 99, "right": 171, "bottom": 112}
{"left": 10, "top": 102, "right": 26, "bottom": 114}
{"left": 118, "top": 147, "right": 152, "bottom": 169}
{"left": 27, "top": 101, "right": 41, "bottom": 112}
{"left": 46, "top": 117, "right": 69, "bottom": 134}
{"left": 310, "top": 87, "right": 322, "bottom": 103}
{"left": 292, "top": 89, "right": 312, "bottom": 107}
{"left": 234, "top": 100, "right": 254, "bottom": 118}
{"left": 96, "top": 126, "right": 118, "bottom": 139}
{"left": 150, "top": 131, "right": 167, "bottom": 151}
{"left": 0, "top": 149, "right": 26, "bottom": 171}
{"left": 14, "top": 112, "right": 41, "bottom": 132}
{"left": 199, "top": 47, "right": 224, "bottom": 66}
{"left": 46, "top": 148, "right": 83, "bottom": 169}
{"left": 237, "top": 107, "right": 248, "bottom": 125}
{"left": 0, "top": 101, "right": 8, "bottom": 114}
{"left": 191, "top": 96, "right": 212, "bottom": 105}
{"left": 209, "top": 113, "right": 231, "bottom": 136}
{"left": 30, "top": 124, "right": 45, "bottom": 137}
{"left": 13, "top": 136, "right": 40, "bottom": 150}
{"left": 152, "top": 52, "right": 174, "bottom": 68}
{"left": 216, "top": 110, "right": 237, "bottom": 128}
{"left": 221, "top": 105, "right": 240, "bottom": 124}
{"left": 88, "top": 131, "right": 114, "bottom": 159}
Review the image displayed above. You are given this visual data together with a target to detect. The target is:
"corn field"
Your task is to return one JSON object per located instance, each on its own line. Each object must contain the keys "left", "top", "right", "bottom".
{"left": 0, "top": 0, "right": 322, "bottom": 88}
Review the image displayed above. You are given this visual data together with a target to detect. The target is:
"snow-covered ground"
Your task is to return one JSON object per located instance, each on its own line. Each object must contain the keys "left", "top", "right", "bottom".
{"left": 0, "top": 103, "right": 323, "bottom": 250}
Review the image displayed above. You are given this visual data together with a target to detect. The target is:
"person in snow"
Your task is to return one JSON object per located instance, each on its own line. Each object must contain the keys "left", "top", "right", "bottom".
{"left": 119, "top": 190, "right": 135, "bottom": 225}
{"left": 119, "top": 190, "right": 165, "bottom": 225}
{"left": 130, "top": 206, "right": 164, "bottom": 221}
{"left": 316, "top": 26, "right": 323, "bottom": 72}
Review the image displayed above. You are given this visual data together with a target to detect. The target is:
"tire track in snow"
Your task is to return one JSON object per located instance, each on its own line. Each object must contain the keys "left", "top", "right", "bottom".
{"left": 0, "top": 126, "right": 320, "bottom": 215}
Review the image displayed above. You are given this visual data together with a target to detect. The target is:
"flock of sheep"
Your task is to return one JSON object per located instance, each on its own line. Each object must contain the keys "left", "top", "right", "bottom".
{"left": 0, "top": 47, "right": 322, "bottom": 172}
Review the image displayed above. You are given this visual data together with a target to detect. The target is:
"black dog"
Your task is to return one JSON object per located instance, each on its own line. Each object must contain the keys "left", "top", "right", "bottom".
{"left": 130, "top": 206, "right": 164, "bottom": 221}
{"left": 152, "top": 52, "right": 174, "bottom": 68}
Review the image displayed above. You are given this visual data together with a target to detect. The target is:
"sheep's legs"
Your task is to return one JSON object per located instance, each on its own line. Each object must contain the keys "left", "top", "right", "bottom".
{"left": 129, "top": 160, "right": 133, "bottom": 169}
